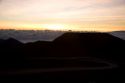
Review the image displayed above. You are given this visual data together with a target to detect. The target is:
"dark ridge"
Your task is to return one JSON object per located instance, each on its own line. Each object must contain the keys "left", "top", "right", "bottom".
{"left": 52, "top": 32, "right": 125, "bottom": 59}
{"left": 5, "top": 38, "right": 23, "bottom": 45}
{"left": 0, "top": 38, "right": 23, "bottom": 46}
{"left": 19, "top": 41, "right": 53, "bottom": 57}
{"left": 53, "top": 32, "right": 124, "bottom": 50}
{"left": 0, "top": 32, "right": 124, "bottom": 58}
{"left": 54, "top": 32, "right": 124, "bottom": 45}
{"left": 0, "top": 32, "right": 125, "bottom": 81}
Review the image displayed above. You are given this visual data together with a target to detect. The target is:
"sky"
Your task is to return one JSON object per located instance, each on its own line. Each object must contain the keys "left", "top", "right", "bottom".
{"left": 0, "top": 0, "right": 125, "bottom": 31}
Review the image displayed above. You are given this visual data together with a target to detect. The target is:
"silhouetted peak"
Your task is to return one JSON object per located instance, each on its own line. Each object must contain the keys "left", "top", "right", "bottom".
{"left": 6, "top": 38, "right": 18, "bottom": 41}
{"left": 0, "top": 38, "right": 23, "bottom": 46}
{"left": 6, "top": 38, "right": 22, "bottom": 43}
{"left": 53, "top": 32, "right": 125, "bottom": 47}
{"left": 55, "top": 32, "right": 123, "bottom": 41}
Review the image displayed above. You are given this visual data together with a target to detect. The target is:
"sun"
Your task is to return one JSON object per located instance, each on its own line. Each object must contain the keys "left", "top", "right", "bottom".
{"left": 42, "top": 24, "right": 66, "bottom": 30}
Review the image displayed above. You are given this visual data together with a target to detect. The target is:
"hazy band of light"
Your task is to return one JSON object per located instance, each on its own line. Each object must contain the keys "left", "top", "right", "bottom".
{"left": 0, "top": 0, "right": 125, "bottom": 31}
{"left": 0, "top": 21, "right": 125, "bottom": 32}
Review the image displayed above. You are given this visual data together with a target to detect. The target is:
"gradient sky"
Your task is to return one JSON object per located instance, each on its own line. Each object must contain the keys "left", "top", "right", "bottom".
{"left": 0, "top": 0, "right": 125, "bottom": 31}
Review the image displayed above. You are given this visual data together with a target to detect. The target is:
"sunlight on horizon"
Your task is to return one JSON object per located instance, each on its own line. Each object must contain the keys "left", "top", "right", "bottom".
{"left": 0, "top": 21, "right": 125, "bottom": 32}
{"left": 42, "top": 24, "right": 67, "bottom": 31}
{"left": 0, "top": 0, "right": 125, "bottom": 31}
{"left": 0, "top": 0, "right": 125, "bottom": 32}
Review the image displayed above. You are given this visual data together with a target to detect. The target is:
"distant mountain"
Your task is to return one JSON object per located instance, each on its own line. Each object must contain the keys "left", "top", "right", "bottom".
{"left": 0, "top": 30, "right": 125, "bottom": 43}
{"left": 0, "top": 32, "right": 125, "bottom": 61}
{"left": 0, "top": 38, "right": 23, "bottom": 63}
{"left": 54, "top": 32, "right": 124, "bottom": 46}
{"left": 0, "top": 32, "right": 125, "bottom": 81}
{"left": 110, "top": 31, "right": 125, "bottom": 40}
{"left": 0, "top": 30, "right": 64, "bottom": 43}
{"left": 0, "top": 38, "right": 23, "bottom": 49}
{"left": 0, "top": 38, "right": 23, "bottom": 47}
{"left": 52, "top": 32, "right": 125, "bottom": 59}
{"left": 1, "top": 32, "right": 124, "bottom": 57}
{"left": 0, "top": 32, "right": 124, "bottom": 56}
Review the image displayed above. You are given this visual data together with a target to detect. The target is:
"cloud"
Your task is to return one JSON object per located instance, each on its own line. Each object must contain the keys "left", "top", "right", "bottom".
{"left": 0, "top": 0, "right": 125, "bottom": 26}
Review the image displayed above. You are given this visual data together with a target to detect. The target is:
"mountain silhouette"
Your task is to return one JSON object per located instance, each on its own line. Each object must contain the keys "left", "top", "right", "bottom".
{"left": 0, "top": 32, "right": 125, "bottom": 59}
{"left": 0, "top": 32, "right": 125, "bottom": 81}
{"left": 53, "top": 32, "right": 125, "bottom": 48}
{"left": 51, "top": 32, "right": 125, "bottom": 59}
{"left": 0, "top": 38, "right": 23, "bottom": 47}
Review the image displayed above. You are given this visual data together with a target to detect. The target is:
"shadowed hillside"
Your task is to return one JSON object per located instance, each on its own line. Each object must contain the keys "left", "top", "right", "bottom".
{"left": 0, "top": 32, "right": 125, "bottom": 81}
{"left": 52, "top": 33, "right": 125, "bottom": 59}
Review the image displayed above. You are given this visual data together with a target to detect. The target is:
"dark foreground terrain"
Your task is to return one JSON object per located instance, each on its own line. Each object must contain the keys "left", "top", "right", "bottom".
{"left": 0, "top": 32, "right": 125, "bottom": 82}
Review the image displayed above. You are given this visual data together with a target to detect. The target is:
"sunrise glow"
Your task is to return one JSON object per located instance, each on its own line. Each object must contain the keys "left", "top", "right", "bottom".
{"left": 0, "top": 0, "right": 125, "bottom": 31}
{"left": 42, "top": 24, "right": 67, "bottom": 30}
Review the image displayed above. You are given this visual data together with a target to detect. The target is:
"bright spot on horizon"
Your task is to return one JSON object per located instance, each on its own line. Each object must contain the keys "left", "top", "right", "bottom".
{"left": 0, "top": 0, "right": 125, "bottom": 31}
{"left": 42, "top": 24, "right": 67, "bottom": 30}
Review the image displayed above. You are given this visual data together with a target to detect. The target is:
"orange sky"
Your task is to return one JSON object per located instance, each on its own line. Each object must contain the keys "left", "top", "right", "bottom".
{"left": 0, "top": 0, "right": 125, "bottom": 31}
